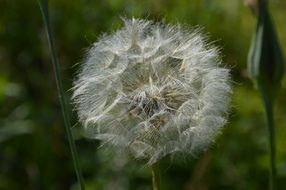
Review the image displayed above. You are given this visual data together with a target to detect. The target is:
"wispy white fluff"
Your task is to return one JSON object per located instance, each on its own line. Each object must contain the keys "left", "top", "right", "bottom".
{"left": 72, "top": 18, "right": 232, "bottom": 165}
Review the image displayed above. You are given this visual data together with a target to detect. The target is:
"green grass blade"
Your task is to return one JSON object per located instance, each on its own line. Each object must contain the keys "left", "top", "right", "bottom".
{"left": 37, "top": 0, "right": 85, "bottom": 189}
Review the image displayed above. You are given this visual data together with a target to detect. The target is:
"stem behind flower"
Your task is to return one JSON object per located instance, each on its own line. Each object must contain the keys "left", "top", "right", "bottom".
{"left": 151, "top": 163, "right": 161, "bottom": 190}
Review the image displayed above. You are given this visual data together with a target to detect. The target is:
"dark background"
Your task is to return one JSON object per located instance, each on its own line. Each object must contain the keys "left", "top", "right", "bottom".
{"left": 0, "top": 0, "right": 286, "bottom": 189}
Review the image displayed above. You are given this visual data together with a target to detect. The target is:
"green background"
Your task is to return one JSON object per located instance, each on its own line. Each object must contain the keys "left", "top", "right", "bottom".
{"left": 0, "top": 0, "right": 286, "bottom": 189}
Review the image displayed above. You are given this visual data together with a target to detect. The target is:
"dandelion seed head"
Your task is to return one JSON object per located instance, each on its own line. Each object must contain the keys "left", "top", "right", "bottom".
{"left": 72, "top": 18, "right": 232, "bottom": 165}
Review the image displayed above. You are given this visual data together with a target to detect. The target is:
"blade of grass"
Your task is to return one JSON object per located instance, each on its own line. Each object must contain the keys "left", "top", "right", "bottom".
{"left": 37, "top": 0, "right": 85, "bottom": 189}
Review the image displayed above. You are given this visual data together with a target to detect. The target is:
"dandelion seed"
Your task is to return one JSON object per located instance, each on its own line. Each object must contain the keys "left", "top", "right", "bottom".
{"left": 72, "top": 18, "right": 232, "bottom": 165}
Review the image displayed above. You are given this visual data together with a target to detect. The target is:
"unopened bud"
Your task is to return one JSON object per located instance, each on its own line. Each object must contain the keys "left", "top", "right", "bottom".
{"left": 248, "top": 1, "right": 284, "bottom": 102}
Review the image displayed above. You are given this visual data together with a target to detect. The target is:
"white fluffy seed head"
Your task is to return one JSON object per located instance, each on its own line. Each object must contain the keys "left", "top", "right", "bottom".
{"left": 72, "top": 18, "right": 232, "bottom": 165}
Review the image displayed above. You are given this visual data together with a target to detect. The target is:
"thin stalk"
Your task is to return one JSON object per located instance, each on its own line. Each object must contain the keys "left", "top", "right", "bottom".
{"left": 261, "top": 96, "right": 277, "bottom": 190}
{"left": 37, "top": 0, "right": 85, "bottom": 189}
{"left": 151, "top": 163, "right": 160, "bottom": 190}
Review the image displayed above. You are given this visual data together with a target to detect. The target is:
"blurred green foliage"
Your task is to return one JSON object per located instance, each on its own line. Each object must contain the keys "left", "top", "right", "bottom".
{"left": 0, "top": 0, "right": 285, "bottom": 189}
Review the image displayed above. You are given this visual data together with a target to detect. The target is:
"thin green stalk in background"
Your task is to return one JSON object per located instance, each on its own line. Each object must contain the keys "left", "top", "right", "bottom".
{"left": 261, "top": 96, "right": 276, "bottom": 190}
{"left": 37, "top": 0, "right": 85, "bottom": 189}
{"left": 151, "top": 163, "right": 160, "bottom": 190}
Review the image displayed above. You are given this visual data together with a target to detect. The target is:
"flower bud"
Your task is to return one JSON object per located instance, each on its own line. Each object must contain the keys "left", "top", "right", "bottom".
{"left": 248, "top": 1, "right": 284, "bottom": 102}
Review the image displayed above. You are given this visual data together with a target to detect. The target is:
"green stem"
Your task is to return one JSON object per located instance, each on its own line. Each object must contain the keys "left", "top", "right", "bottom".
{"left": 262, "top": 98, "right": 277, "bottom": 190}
{"left": 151, "top": 163, "right": 160, "bottom": 190}
{"left": 37, "top": 0, "right": 85, "bottom": 189}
